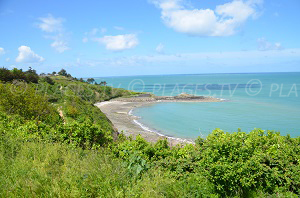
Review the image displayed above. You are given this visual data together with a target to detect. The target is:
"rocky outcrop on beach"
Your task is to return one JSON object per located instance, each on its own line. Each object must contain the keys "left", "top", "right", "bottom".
{"left": 111, "top": 93, "right": 218, "bottom": 102}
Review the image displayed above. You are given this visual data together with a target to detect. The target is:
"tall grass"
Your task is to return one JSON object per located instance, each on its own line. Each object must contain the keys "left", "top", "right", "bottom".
{"left": 0, "top": 135, "right": 221, "bottom": 197}
{"left": 0, "top": 135, "right": 132, "bottom": 197}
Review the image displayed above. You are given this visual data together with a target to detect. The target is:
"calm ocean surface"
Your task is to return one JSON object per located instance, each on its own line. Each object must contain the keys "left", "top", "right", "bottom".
{"left": 95, "top": 72, "right": 300, "bottom": 139}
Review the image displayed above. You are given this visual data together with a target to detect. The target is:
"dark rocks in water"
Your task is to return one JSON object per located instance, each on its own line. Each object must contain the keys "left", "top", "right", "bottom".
{"left": 112, "top": 93, "right": 210, "bottom": 102}
{"left": 133, "top": 93, "right": 153, "bottom": 98}
{"left": 174, "top": 93, "right": 205, "bottom": 100}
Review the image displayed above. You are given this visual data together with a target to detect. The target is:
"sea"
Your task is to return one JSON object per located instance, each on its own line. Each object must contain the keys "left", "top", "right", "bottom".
{"left": 95, "top": 72, "right": 300, "bottom": 139}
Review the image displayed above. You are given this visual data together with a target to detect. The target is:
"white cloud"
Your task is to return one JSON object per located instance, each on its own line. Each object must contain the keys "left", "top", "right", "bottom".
{"left": 37, "top": 14, "right": 70, "bottom": 53}
{"left": 274, "top": 43, "right": 282, "bottom": 49}
{"left": 0, "top": 47, "right": 5, "bottom": 55}
{"left": 156, "top": 43, "right": 164, "bottom": 53}
{"left": 15, "top": 46, "right": 45, "bottom": 63}
{"left": 257, "top": 38, "right": 283, "bottom": 51}
{"left": 44, "top": 33, "right": 70, "bottom": 53}
{"left": 51, "top": 40, "right": 70, "bottom": 53}
{"left": 37, "top": 14, "right": 64, "bottom": 33}
{"left": 82, "top": 28, "right": 107, "bottom": 43}
{"left": 151, "top": 0, "right": 263, "bottom": 36}
{"left": 6, "top": 58, "right": 10, "bottom": 62}
{"left": 95, "top": 34, "right": 139, "bottom": 51}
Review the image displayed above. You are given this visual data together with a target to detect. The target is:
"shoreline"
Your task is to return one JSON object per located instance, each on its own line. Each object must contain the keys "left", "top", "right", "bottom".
{"left": 95, "top": 96, "right": 222, "bottom": 146}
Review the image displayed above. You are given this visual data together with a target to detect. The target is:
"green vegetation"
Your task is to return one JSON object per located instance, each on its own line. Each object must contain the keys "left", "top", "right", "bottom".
{"left": 0, "top": 67, "right": 39, "bottom": 83}
{"left": 57, "top": 68, "right": 71, "bottom": 78}
{"left": 87, "top": 77, "right": 95, "bottom": 84}
{"left": 0, "top": 68, "right": 299, "bottom": 197}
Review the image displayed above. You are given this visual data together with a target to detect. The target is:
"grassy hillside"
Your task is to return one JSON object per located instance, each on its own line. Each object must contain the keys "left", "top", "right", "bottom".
{"left": 0, "top": 68, "right": 299, "bottom": 197}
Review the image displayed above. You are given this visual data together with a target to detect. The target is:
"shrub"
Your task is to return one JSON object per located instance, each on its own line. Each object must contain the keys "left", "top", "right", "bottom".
{"left": 57, "top": 121, "right": 113, "bottom": 149}
{"left": 196, "top": 129, "right": 300, "bottom": 197}
{"left": 0, "top": 83, "right": 61, "bottom": 124}
{"left": 0, "top": 67, "right": 39, "bottom": 83}
{"left": 0, "top": 67, "right": 14, "bottom": 82}
{"left": 40, "top": 76, "right": 55, "bottom": 85}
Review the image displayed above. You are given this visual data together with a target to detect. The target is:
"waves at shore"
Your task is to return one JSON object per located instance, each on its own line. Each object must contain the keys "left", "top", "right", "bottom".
{"left": 132, "top": 118, "right": 194, "bottom": 144}
{"left": 130, "top": 108, "right": 194, "bottom": 144}
{"left": 132, "top": 119, "right": 160, "bottom": 135}
{"left": 95, "top": 100, "right": 198, "bottom": 145}
{"left": 128, "top": 109, "right": 134, "bottom": 116}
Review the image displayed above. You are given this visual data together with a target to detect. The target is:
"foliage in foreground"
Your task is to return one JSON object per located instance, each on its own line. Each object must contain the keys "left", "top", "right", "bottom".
{"left": 1, "top": 129, "right": 299, "bottom": 197}
{"left": 112, "top": 130, "right": 300, "bottom": 197}
{"left": 0, "top": 69, "right": 299, "bottom": 197}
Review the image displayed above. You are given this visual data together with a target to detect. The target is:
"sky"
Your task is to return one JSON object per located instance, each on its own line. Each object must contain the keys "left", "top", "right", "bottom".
{"left": 0, "top": 0, "right": 300, "bottom": 77}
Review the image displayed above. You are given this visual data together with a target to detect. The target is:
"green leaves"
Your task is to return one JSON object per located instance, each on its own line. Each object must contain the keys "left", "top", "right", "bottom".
{"left": 0, "top": 83, "right": 61, "bottom": 125}
{"left": 127, "top": 152, "right": 150, "bottom": 177}
{"left": 0, "top": 67, "right": 39, "bottom": 83}
{"left": 110, "top": 129, "right": 300, "bottom": 197}
{"left": 197, "top": 129, "right": 300, "bottom": 196}
{"left": 56, "top": 121, "right": 113, "bottom": 149}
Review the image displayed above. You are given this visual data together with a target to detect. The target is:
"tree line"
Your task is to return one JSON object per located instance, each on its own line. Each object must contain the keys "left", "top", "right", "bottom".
{"left": 0, "top": 67, "right": 106, "bottom": 86}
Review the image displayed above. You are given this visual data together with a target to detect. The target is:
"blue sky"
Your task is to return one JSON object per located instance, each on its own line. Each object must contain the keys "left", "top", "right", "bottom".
{"left": 0, "top": 0, "right": 299, "bottom": 77}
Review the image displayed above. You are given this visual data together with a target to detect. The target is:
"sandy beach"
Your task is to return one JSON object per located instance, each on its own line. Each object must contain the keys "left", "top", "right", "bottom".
{"left": 95, "top": 95, "right": 221, "bottom": 146}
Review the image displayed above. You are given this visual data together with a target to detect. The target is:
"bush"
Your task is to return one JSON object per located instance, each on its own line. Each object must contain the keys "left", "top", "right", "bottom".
{"left": 0, "top": 83, "right": 61, "bottom": 124}
{"left": 0, "top": 67, "right": 14, "bottom": 82}
{"left": 0, "top": 67, "right": 39, "bottom": 83}
{"left": 40, "top": 76, "right": 55, "bottom": 85}
{"left": 57, "top": 121, "right": 113, "bottom": 149}
{"left": 196, "top": 129, "right": 300, "bottom": 196}
{"left": 111, "top": 129, "right": 300, "bottom": 197}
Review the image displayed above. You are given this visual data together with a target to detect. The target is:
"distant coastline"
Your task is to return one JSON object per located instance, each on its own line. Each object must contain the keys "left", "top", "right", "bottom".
{"left": 95, "top": 94, "right": 222, "bottom": 145}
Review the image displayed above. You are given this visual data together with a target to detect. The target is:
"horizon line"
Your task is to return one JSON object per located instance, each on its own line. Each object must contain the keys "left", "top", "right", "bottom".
{"left": 82, "top": 71, "right": 300, "bottom": 79}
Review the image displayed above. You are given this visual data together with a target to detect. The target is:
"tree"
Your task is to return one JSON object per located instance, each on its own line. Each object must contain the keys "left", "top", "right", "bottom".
{"left": 99, "top": 81, "right": 107, "bottom": 86}
{"left": 0, "top": 68, "right": 39, "bottom": 83}
{"left": 43, "top": 76, "right": 55, "bottom": 85}
{"left": 26, "top": 67, "right": 37, "bottom": 74}
{"left": 52, "top": 71, "right": 57, "bottom": 75}
{"left": 79, "top": 78, "right": 85, "bottom": 82}
{"left": 0, "top": 67, "right": 13, "bottom": 82}
{"left": 58, "top": 69, "right": 67, "bottom": 76}
{"left": 87, "top": 78, "right": 95, "bottom": 84}
{"left": 11, "top": 68, "right": 26, "bottom": 80}
{"left": 25, "top": 67, "right": 39, "bottom": 83}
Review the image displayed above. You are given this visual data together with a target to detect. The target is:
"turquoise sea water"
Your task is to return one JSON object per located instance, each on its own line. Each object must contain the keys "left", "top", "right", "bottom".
{"left": 95, "top": 72, "right": 300, "bottom": 139}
